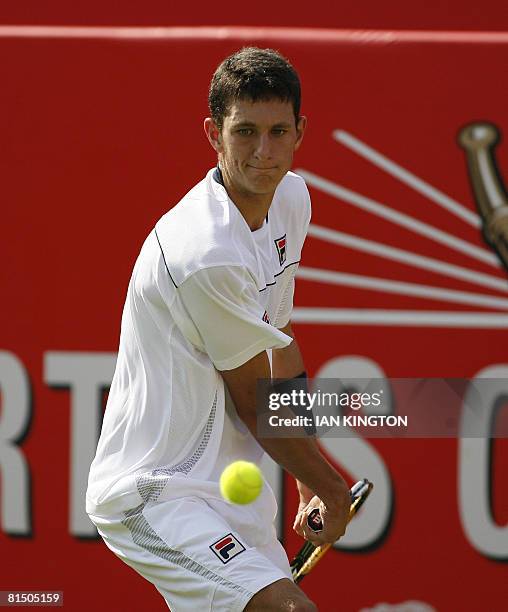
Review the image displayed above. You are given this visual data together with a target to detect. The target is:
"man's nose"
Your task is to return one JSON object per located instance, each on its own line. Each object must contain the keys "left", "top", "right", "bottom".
{"left": 253, "top": 133, "right": 272, "bottom": 159}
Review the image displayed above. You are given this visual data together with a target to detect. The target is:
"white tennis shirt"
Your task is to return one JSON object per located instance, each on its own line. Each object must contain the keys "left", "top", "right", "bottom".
{"left": 86, "top": 168, "right": 311, "bottom": 517}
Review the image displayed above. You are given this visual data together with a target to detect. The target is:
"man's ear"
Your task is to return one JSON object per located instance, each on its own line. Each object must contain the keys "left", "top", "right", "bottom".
{"left": 204, "top": 118, "right": 223, "bottom": 153}
{"left": 294, "top": 115, "right": 307, "bottom": 152}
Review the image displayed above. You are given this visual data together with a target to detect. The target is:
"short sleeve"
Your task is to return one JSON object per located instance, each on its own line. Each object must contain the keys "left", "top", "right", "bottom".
{"left": 175, "top": 266, "right": 292, "bottom": 370}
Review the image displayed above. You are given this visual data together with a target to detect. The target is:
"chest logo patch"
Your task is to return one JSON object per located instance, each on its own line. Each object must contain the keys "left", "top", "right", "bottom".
{"left": 210, "top": 533, "right": 246, "bottom": 563}
{"left": 274, "top": 234, "right": 287, "bottom": 266}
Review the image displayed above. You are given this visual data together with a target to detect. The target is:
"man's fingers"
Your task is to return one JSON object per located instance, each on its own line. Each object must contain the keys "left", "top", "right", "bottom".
{"left": 295, "top": 494, "right": 349, "bottom": 544}
{"left": 293, "top": 510, "right": 308, "bottom": 536}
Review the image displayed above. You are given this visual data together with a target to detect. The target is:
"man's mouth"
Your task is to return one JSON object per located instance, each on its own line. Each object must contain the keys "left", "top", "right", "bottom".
{"left": 247, "top": 165, "right": 277, "bottom": 171}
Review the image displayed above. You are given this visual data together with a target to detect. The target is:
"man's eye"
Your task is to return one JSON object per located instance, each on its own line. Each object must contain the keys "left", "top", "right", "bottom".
{"left": 272, "top": 129, "right": 287, "bottom": 136}
{"left": 237, "top": 128, "right": 253, "bottom": 135}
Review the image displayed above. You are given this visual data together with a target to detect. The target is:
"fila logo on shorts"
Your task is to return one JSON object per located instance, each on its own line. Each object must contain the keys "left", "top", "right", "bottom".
{"left": 262, "top": 311, "right": 270, "bottom": 324}
{"left": 210, "top": 533, "right": 246, "bottom": 564}
{"left": 274, "top": 234, "right": 287, "bottom": 266}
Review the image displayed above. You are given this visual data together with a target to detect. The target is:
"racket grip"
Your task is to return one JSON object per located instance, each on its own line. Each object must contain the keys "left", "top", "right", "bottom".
{"left": 306, "top": 508, "right": 323, "bottom": 532}
{"left": 305, "top": 479, "right": 372, "bottom": 532}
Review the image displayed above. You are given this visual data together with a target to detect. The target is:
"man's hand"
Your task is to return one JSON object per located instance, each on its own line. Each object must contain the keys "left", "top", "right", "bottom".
{"left": 293, "top": 488, "right": 350, "bottom": 546}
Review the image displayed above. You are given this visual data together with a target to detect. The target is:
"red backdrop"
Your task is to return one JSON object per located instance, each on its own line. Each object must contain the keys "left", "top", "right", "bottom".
{"left": 1, "top": 27, "right": 507, "bottom": 611}
{"left": 1, "top": 1, "right": 508, "bottom": 31}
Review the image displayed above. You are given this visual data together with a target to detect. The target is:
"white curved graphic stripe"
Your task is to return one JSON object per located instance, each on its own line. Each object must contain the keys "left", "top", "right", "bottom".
{"left": 296, "top": 169, "right": 498, "bottom": 267}
{"left": 333, "top": 129, "right": 481, "bottom": 228}
{"left": 292, "top": 308, "right": 508, "bottom": 328}
{"left": 308, "top": 224, "right": 508, "bottom": 293}
{"left": 297, "top": 266, "right": 508, "bottom": 310}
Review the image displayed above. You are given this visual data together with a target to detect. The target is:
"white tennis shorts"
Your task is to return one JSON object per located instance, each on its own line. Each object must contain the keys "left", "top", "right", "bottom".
{"left": 89, "top": 495, "right": 292, "bottom": 611}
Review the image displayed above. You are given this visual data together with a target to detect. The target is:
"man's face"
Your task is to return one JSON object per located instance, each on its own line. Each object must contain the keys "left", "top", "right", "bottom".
{"left": 208, "top": 98, "right": 306, "bottom": 198}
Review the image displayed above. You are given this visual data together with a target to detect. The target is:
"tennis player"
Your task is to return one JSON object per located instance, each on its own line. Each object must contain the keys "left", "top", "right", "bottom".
{"left": 87, "top": 47, "right": 350, "bottom": 611}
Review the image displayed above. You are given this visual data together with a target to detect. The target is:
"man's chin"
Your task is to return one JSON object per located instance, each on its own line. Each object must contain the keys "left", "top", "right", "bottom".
{"left": 247, "top": 175, "right": 283, "bottom": 193}
{"left": 248, "top": 185, "right": 278, "bottom": 197}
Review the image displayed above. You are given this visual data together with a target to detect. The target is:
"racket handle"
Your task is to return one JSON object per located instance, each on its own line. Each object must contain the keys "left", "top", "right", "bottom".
{"left": 306, "top": 508, "right": 323, "bottom": 532}
{"left": 305, "top": 478, "right": 373, "bottom": 532}
{"left": 292, "top": 479, "right": 373, "bottom": 583}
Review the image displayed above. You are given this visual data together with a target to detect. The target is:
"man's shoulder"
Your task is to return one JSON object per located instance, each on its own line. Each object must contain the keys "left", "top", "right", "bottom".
{"left": 154, "top": 169, "right": 247, "bottom": 287}
{"left": 270, "top": 171, "right": 311, "bottom": 228}
{"left": 277, "top": 171, "right": 311, "bottom": 208}
{"left": 282, "top": 169, "right": 308, "bottom": 187}
{"left": 159, "top": 169, "right": 221, "bottom": 221}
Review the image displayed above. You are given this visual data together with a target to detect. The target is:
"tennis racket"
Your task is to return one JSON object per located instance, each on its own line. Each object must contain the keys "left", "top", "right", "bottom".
{"left": 290, "top": 478, "right": 373, "bottom": 583}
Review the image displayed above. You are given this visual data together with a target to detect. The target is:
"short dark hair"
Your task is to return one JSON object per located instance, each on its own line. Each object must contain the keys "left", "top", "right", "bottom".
{"left": 208, "top": 47, "right": 301, "bottom": 130}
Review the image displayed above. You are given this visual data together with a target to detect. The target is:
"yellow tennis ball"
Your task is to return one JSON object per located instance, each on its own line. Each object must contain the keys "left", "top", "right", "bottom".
{"left": 220, "top": 461, "right": 263, "bottom": 505}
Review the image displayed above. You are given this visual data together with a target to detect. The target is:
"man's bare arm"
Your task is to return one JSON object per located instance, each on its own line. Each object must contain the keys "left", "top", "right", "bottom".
{"left": 271, "top": 321, "right": 305, "bottom": 378}
{"left": 272, "top": 322, "right": 317, "bottom": 506}
{"left": 220, "top": 345, "right": 349, "bottom": 544}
